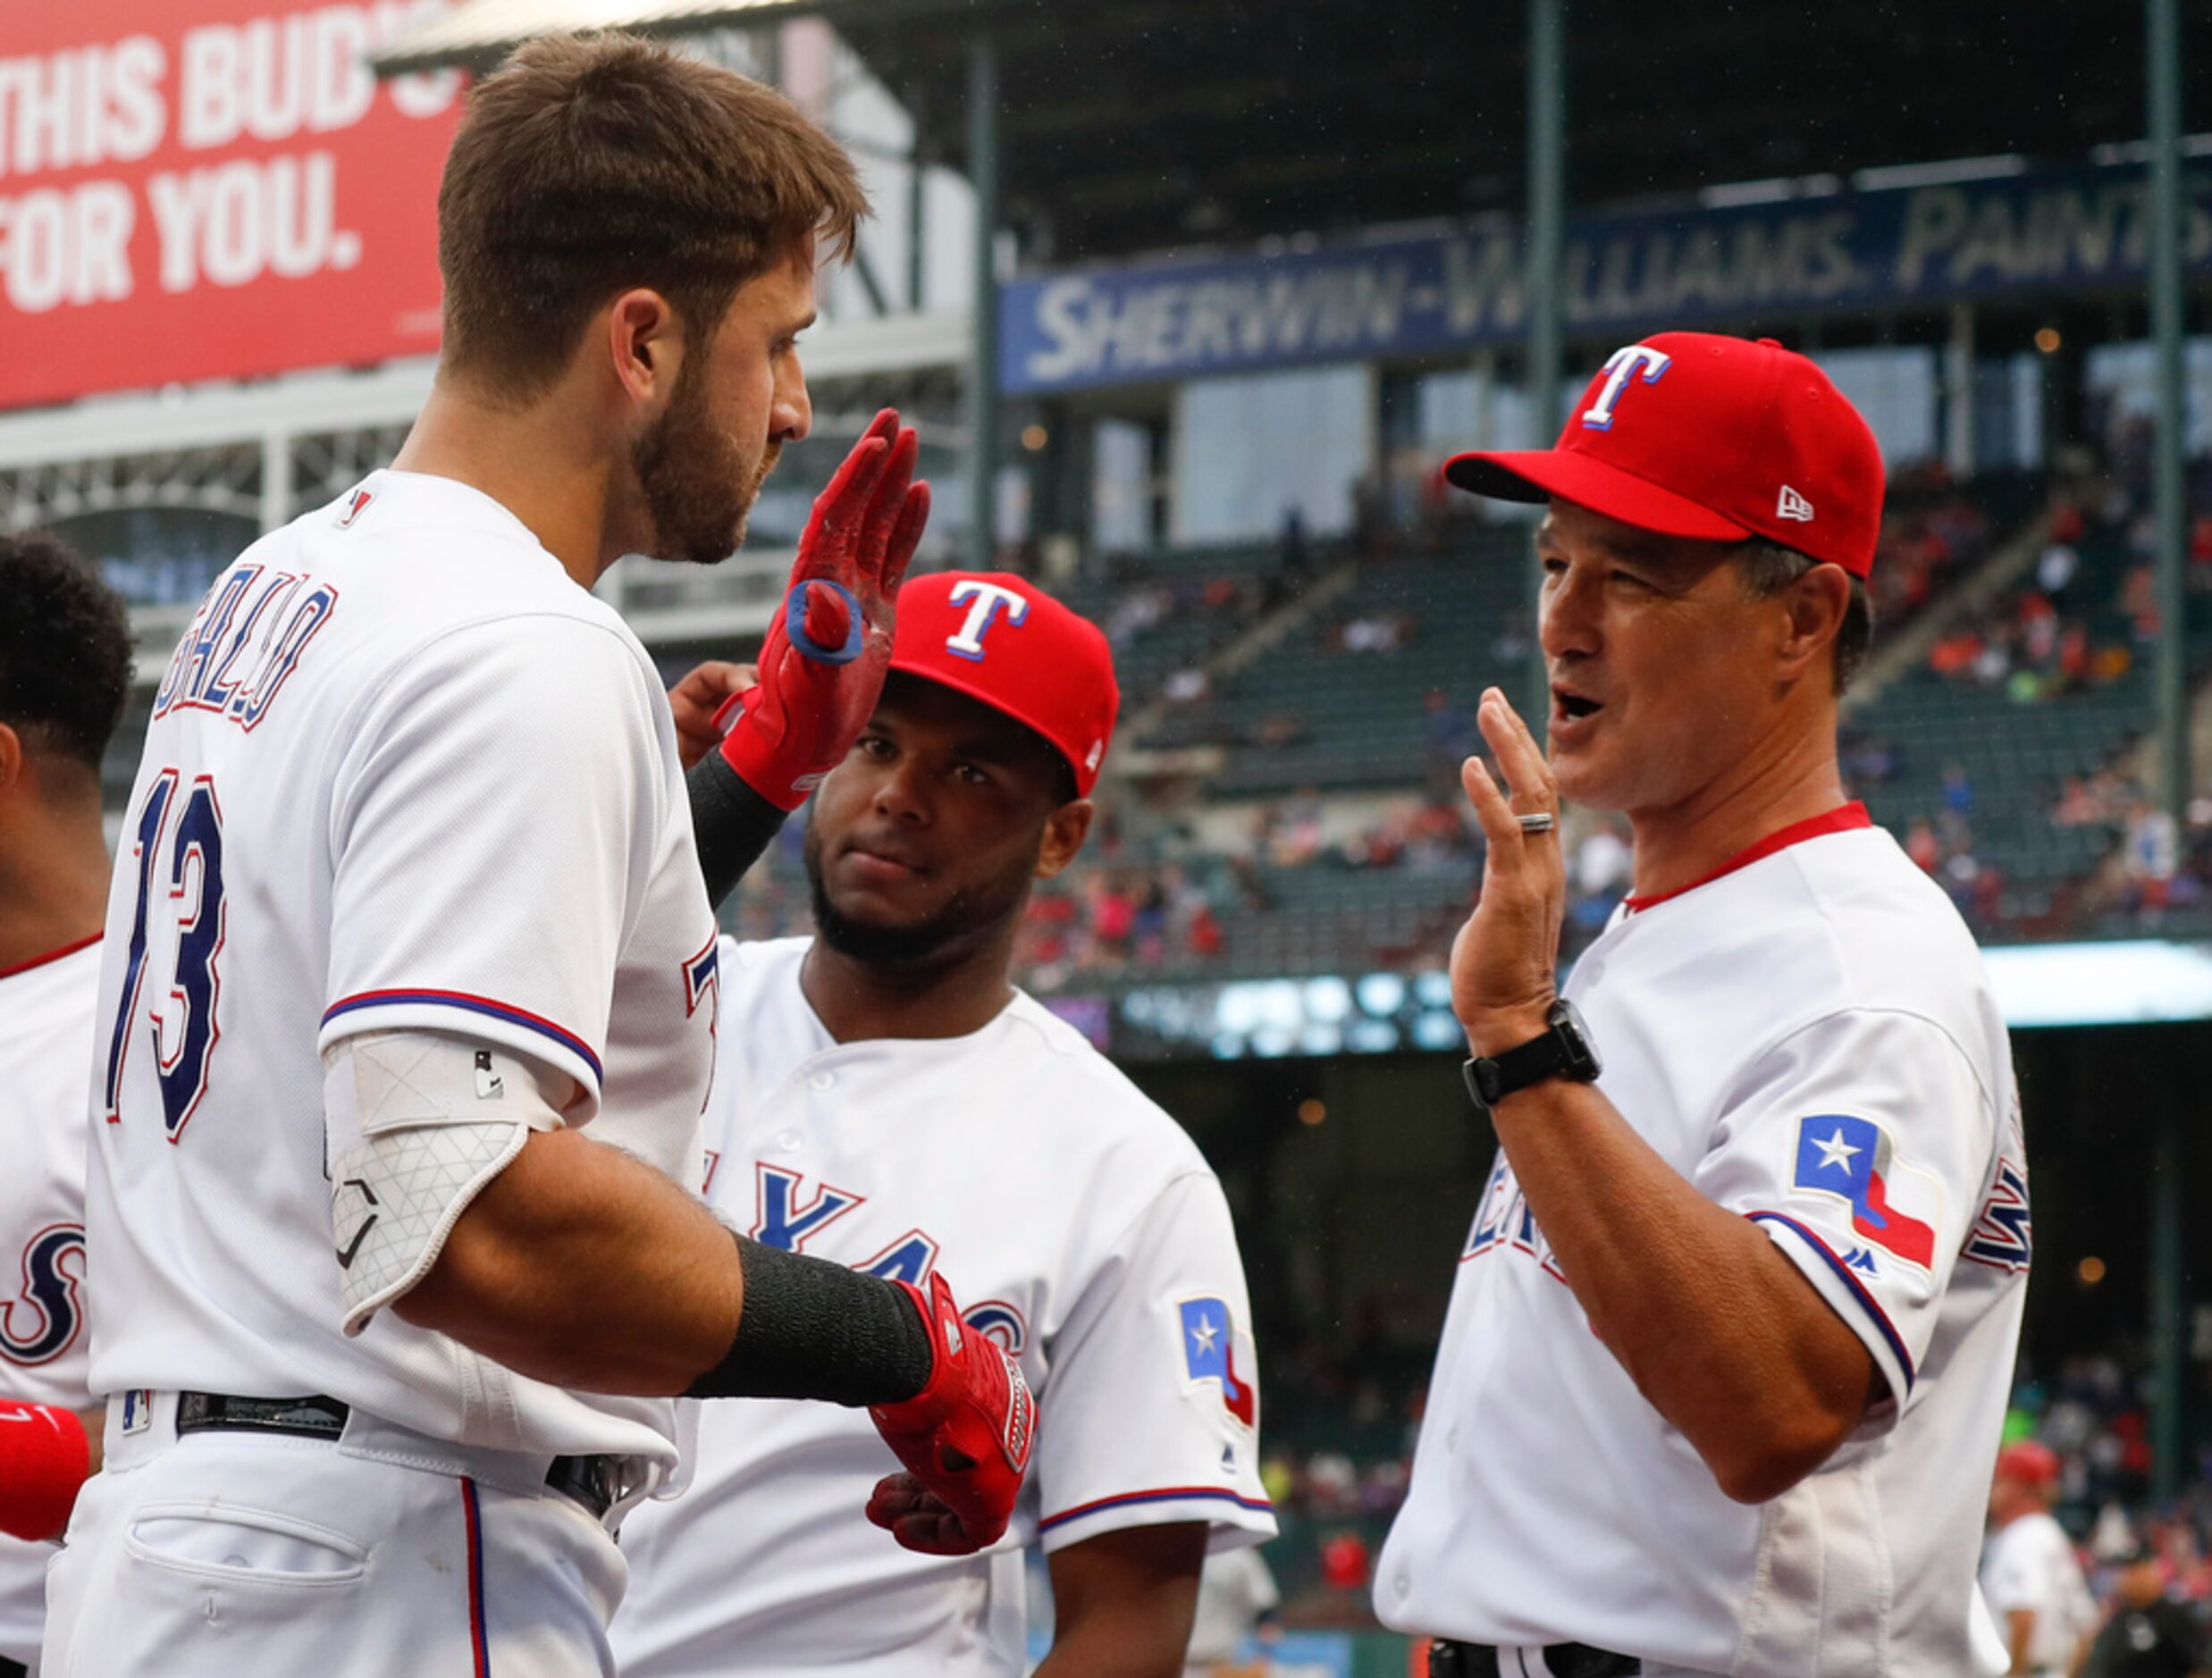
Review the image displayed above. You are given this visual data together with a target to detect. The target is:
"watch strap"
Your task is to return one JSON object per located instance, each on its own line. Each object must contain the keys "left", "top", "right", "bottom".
{"left": 1487, "top": 1027, "right": 1576, "bottom": 1096}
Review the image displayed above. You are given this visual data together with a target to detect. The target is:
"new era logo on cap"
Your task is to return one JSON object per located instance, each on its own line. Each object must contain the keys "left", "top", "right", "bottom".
{"left": 1777, "top": 485, "right": 1814, "bottom": 522}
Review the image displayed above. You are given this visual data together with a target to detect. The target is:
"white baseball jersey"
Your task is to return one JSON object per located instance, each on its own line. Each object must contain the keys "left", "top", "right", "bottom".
{"left": 0, "top": 935, "right": 100, "bottom": 1665}
{"left": 610, "top": 936, "right": 1275, "bottom": 1678}
{"left": 1981, "top": 1511, "right": 2095, "bottom": 1677}
{"left": 82, "top": 469, "right": 719, "bottom": 1468}
{"left": 1377, "top": 806, "right": 2031, "bottom": 1676}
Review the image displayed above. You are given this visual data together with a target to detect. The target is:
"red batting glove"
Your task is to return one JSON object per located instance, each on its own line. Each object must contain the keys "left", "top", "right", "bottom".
{"left": 717, "top": 408, "right": 931, "bottom": 810}
{"left": 0, "top": 1402, "right": 89, "bottom": 1541}
{"left": 864, "top": 1272, "right": 1035, "bottom": 1556}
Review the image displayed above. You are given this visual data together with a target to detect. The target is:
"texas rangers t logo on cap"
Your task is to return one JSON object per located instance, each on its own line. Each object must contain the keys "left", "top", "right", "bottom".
{"left": 1580, "top": 344, "right": 1672, "bottom": 431}
{"left": 945, "top": 580, "right": 1030, "bottom": 662}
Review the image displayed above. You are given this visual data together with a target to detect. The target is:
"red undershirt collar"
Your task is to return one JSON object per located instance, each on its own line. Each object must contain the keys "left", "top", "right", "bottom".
{"left": 0, "top": 929, "right": 102, "bottom": 981}
{"left": 1621, "top": 802, "right": 1872, "bottom": 914}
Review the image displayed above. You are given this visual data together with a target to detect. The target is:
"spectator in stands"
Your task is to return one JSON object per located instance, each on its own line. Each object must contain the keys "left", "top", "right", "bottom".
{"left": 2040, "top": 537, "right": 2081, "bottom": 604}
{"left": 2080, "top": 1547, "right": 2209, "bottom": 1678}
{"left": 2121, "top": 796, "right": 2181, "bottom": 922}
{"left": 1088, "top": 871, "right": 1138, "bottom": 961}
{"left": 1945, "top": 763, "right": 1976, "bottom": 818}
{"left": 1336, "top": 611, "right": 1412, "bottom": 654}
{"left": 1906, "top": 818, "right": 1944, "bottom": 874}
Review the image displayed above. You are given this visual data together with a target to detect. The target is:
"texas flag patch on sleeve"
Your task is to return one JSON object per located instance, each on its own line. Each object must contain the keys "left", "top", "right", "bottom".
{"left": 1791, "top": 1114, "right": 1941, "bottom": 1271}
{"left": 1178, "top": 1296, "right": 1257, "bottom": 1428}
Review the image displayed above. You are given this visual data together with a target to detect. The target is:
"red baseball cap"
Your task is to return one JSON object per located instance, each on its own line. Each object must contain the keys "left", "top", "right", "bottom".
{"left": 1994, "top": 1440, "right": 2061, "bottom": 1490}
{"left": 888, "top": 571, "right": 1120, "bottom": 797}
{"left": 1444, "top": 332, "right": 1887, "bottom": 577}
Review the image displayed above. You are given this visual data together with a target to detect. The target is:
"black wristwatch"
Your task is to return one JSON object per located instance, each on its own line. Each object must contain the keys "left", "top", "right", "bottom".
{"left": 1461, "top": 999, "right": 1602, "bottom": 1117}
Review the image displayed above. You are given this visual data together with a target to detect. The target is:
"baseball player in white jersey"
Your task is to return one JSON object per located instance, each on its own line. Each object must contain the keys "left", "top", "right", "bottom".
{"left": 1981, "top": 1441, "right": 2095, "bottom": 1677}
{"left": 611, "top": 570, "right": 1275, "bottom": 1677}
{"left": 44, "top": 38, "right": 1033, "bottom": 1678}
{"left": 0, "top": 534, "right": 132, "bottom": 1677}
{"left": 1375, "top": 333, "right": 2030, "bottom": 1676}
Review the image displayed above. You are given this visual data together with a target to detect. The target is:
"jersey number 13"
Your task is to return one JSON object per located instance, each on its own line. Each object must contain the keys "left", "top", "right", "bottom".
{"left": 103, "top": 768, "right": 227, "bottom": 1138}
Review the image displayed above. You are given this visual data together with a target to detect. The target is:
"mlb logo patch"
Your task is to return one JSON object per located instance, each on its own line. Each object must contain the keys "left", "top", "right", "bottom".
{"left": 334, "top": 487, "right": 373, "bottom": 529}
{"left": 1178, "top": 1296, "right": 1257, "bottom": 1428}
{"left": 119, "top": 1388, "right": 155, "bottom": 1436}
{"left": 1792, "top": 1114, "right": 1941, "bottom": 1271}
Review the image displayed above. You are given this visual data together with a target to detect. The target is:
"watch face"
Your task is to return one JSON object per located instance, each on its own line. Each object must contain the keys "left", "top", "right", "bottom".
{"left": 1552, "top": 999, "right": 1602, "bottom": 1081}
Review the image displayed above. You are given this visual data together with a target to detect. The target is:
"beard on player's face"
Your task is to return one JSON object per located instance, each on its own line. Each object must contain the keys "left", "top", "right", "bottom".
{"left": 631, "top": 352, "right": 778, "bottom": 566}
{"left": 802, "top": 810, "right": 1039, "bottom": 972}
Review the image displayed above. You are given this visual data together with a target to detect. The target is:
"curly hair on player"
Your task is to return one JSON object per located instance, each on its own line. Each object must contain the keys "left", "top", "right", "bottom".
{"left": 0, "top": 529, "right": 132, "bottom": 778}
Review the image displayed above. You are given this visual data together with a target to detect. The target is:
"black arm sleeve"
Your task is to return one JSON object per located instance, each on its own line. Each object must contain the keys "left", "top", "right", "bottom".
{"left": 686, "top": 751, "right": 793, "bottom": 910}
{"left": 685, "top": 1233, "right": 934, "bottom": 1405}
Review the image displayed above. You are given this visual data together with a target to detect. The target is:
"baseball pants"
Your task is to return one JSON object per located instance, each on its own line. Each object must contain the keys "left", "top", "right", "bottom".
{"left": 42, "top": 1395, "right": 628, "bottom": 1677}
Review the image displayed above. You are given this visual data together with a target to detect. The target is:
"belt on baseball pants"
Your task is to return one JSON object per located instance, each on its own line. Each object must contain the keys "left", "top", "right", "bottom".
{"left": 1429, "top": 1639, "right": 1640, "bottom": 1678}
{"left": 175, "top": 1391, "right": 623, "bottom": 1521}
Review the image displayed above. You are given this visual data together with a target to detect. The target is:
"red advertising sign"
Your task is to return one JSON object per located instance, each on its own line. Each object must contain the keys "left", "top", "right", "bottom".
{"left": 0, "top": 0, "right": 461, "bottom": 412}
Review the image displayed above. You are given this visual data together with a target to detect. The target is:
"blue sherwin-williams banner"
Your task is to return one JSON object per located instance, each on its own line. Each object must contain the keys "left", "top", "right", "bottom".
{"left": 1000, "top": 160, "right": 2212, "bottom": 394}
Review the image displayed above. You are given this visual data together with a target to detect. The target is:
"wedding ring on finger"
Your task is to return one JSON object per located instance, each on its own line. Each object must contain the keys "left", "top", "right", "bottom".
{"left": 1515, "top": 811, "right": 1558, "bottom": 835}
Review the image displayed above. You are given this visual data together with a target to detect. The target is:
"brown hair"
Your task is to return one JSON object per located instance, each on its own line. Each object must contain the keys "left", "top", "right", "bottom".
{"left": 436, "top": 32, "right": 868, "bottom": 398}
{"left": 1734, "top": 540, "right": 1874, "bottom": 695}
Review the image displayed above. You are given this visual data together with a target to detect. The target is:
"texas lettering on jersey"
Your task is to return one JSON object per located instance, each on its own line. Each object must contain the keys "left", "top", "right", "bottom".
{"left": 1462, "top": 1155, "right": 1566, "bottom": 1283}
{"left": 0, "top": 1224, "right": 86, "bottom": 1368}
{"left": 746, "top": 1163, "right": 1024, "bottom": 1348}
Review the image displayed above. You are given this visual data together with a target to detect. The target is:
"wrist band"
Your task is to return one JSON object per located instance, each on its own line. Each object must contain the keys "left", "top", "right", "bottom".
{"left": 685, "top": 1233, "right": 933, "bottom": 1407}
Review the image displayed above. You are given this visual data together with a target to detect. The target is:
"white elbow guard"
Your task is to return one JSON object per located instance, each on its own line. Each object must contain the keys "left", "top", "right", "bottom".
{"left": 324, "top": 1031, "right": 563, "bottom": 1337}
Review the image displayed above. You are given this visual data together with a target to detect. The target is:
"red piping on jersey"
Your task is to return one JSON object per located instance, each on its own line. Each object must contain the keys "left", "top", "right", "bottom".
{"left": 1621, "top": 803, "right": 1872, "bottom": 914}
{"left": 1039, "top": 1485, "right": 1274, "bottom": 1533}
{"left": 0, "top": 931, "right": 101, "bottom": 981}
{"left": 1746, "top": 1211, "right": 1915, "bottom": 1392}
{"left": 322, "top": 988, "right": 603, "bottom": 1084}
{"left": 462, "top": 1477, "right": 491, "bottom": 1675}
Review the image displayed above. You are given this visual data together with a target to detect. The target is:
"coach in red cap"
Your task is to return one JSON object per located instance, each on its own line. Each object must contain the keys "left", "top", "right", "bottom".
{"left": 1379, "top": 334, "right": 2029, "bottom": 1678}
{"left": 635, "top": 569, "right": 1276, "bottom": 1676}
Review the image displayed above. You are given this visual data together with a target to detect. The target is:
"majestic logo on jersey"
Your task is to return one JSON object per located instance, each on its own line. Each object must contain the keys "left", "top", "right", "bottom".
{"left": 1177, "top": 1296, "right": 1257, "bottom": 1428}
{"left": 944, "top": 580, "right": 1030, "bottom": 661}
{"left": 0, "top": 1223, "right": 87, "bottom": 1367}
{"left": 153, "top": 566, "right": 341, "bottom": 733}
{"left": 1964, "top": 1158, "right": 2032, "bottom": 1274}
{"left": 1792, "top": 1114, "right": 1939, "bottom": 1271}
{"left": 1462, "top": 1154, "right": 1567, "bottom": 1284}
{"left": 1579, "top": 344, "right": 1671, "bottom": 431}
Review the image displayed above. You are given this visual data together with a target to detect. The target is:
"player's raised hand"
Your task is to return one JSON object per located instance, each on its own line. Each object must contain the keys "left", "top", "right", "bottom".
{"left": 1451, "top": 686, "right": 1568, "bottom": 1055}
{"left": 716, "top": 409, "right": 931, "bottom": 810}
{"left": 866, "top": 1271, "right": 1034, "bottom": 1555}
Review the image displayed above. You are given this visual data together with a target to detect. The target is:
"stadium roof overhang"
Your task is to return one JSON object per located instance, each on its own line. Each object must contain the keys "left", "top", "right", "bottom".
{"left": 375, "top": 0, "right": 2208, "bottom": 267}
